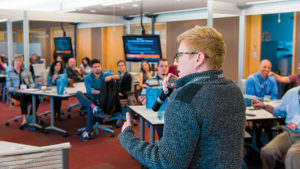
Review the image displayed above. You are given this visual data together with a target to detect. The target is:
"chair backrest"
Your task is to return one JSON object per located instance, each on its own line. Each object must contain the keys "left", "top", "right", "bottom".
{"left": 128, "top": 72, "right": 138, "bottom": 105}
{"left": 237, "top": 79, "right": 246, "bottom": 94}
{"left": 0, "top": 142, "right": 71, "bottom": 169}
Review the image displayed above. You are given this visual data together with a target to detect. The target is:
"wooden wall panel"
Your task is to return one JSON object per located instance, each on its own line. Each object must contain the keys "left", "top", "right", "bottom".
{"left": 167, "top": 17, "right": 240, "bottom": 81}
{"left": 167, "top": 20, "right": 206, "bottom": 64}
{"left": 101, "top": 26, "right": 125, "bottom": 73}
{"left": 76, "top": 28, "right": 92, "bottom": 67}
{"left": 92, "top": 28, "right": 102, "bottom": 62}
{"left": 294, "top": 12, "right": 300, "bottom": 73}
{"left": 244, "top": 15, "right": 262, "bottom": 78}
{"left": 214, "top": 17, "right": 240, "bottom": 82}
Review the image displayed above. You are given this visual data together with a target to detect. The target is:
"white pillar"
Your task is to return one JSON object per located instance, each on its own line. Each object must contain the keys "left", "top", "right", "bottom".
{"left": 238, "top": 10, "right": 245, "bottom": 84}
{"left": 207, "top": 0, "right": 214, "bottom": 27}
{"left": 126, "top": 22, "right": 131, "bottom": 71}
{"left": 6, "top": 19, "right": 13, "bottom": 68}
{"left": 23, "top": 11, "right": 30, "bottom": 68}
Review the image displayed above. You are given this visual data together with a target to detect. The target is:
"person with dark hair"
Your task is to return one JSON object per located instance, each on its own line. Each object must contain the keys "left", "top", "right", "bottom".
{"left": 119, "top": 26, "right": 245, "bottom": 168}
{"left": 0, "top": 56, "right": 6, "bottom": 74}
{"left": 138, "top": 60, "right": 155, "bottom": 88}
{"left": 80, "top": 57, "right": 91, "bottom": 75}
{"left": 66, "top": 57, "right": 83, "bottom": 82}
{"left": 117, "top": 60, "right": 132, "bottom": 99}
{"left": 139, "top": 58, "right": 170, "bottom": 138}
{"left": 47, "top": 61, "right": 65, "bottom": 120}
{"left": 6, "top": 55, "right": 40, "bottom": 129}
{"left": 76, "top": 59, "right": 120, "bottom": 141}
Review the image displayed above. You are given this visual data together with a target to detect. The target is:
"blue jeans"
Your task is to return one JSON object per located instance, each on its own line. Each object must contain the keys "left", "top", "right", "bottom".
{"left": 76, "top": 91, "right": 99, "bottom": 132}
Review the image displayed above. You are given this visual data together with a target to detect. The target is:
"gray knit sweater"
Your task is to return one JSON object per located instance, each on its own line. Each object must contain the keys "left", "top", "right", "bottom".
{"left": 119, "top": 70, "right": 246, "bottom": 169}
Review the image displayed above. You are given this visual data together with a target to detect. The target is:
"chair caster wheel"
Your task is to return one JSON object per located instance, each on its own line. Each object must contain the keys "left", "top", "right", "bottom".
{"left": 62, "top": 133, "right": 68, "bottom": 138}
{"left": 5, "top": 122, "right": 9, "bottom": 126}
{"left": 41, "top": 129, "right": 48, "bottom": 134}
{"left": 67, "top": 115, "right": 71, "bottom": 119}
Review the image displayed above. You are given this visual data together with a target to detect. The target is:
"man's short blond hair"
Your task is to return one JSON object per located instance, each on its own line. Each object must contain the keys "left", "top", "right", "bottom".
{"left": 177, "top": 26, "right": 226, "bottom": 70}
{"left": 12, "top": 55, "right": 24, "bottom": 66}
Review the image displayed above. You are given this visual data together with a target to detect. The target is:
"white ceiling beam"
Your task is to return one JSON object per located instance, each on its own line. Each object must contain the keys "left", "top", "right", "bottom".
{"left": 0, "top": 9, "right": 126, "bottom": 23}
{"left": 125, "top": 8, "right": 236, "bottom": 25}
{"left": 244, "top": 0, "right": 300, "bottom": 15}
{"left": 211, "top": 1, "right": 241, "bottom": 15}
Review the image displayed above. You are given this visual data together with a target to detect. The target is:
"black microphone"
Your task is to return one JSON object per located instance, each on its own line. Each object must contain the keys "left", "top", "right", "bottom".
{"left": 152, "top": 77, "right": 176, "bottom": 112}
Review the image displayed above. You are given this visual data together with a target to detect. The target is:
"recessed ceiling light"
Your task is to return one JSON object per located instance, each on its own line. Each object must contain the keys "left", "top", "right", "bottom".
{"left": 176, "top": 0, "right": 181, "bottom": 2}
{"left": 132, "top": 4, "right": 139, "bottom": 7}
{"left": 90, "top": 9, "right": 96, "bottom": 13}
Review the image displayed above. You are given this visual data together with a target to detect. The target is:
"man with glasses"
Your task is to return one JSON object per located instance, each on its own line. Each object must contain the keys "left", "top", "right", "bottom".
{"left": 119, "top": 26, "right": 246, "bottom": 169}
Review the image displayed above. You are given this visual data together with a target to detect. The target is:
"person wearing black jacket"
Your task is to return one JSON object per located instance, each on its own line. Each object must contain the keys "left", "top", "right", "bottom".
{"left": 66, "top": 57, "right": 83, "bottom": 82}
{"left": 117, "top": 60, "right": 132, "bottom": 99}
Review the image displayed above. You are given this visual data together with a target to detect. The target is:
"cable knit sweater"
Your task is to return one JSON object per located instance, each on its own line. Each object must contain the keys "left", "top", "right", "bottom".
{"left": 119, "top": 70, "right": 246, "bottom": 169}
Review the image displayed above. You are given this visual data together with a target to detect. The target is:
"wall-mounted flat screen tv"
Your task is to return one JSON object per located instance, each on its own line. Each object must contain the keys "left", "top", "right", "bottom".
{"left": 123, "top": 35, "right": 162, "bottom": 62}
{"left": 54, "top": 37, "right": 73, "bottom": 56}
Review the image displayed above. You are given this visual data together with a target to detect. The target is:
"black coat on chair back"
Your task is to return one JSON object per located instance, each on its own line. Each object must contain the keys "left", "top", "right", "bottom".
{"left": 99, "top": 79, "right": 122, "bottom": 116}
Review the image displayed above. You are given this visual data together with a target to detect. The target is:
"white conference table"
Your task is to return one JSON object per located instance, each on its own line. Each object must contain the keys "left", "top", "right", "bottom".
{"left": 17, "top": 82, "right": 86, "bottom": 136}
{"left": 129, "top": 100, "right": 282, "bottom": 143}
{"left": 246, "top": 100, "right": 282, "bottom": 120}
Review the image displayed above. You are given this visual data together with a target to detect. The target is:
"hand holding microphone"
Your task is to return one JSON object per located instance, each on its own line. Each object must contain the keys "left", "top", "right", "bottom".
{"left": 152, "top": 74, "right": 177, "bottom": 112}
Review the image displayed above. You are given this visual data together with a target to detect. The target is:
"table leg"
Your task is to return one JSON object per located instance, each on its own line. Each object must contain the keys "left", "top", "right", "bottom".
{"left": 150, "top": 125, "right": 155, "bottom": 143}
{"left": 140, "top": 116, "right": 145, "bottom": 141}
{"left": 27, "top": 95, "right": 42, "bottom": 129}
{"left": 45, "top": 96, "right": 67, "bottom": 134}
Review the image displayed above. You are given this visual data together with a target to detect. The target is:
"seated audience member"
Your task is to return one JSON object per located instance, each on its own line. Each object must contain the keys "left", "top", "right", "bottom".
{"left": 138, "top": 60, "right": 155, "bottom": 88}
{"left": 139, "top": 59, "right": 169, "bottom": 105}
{"left": 246, "top": 59, "right": 278, "bottom": 99}
{"left": 76, "top": 59, "right": 120, "bottom": 141}
{"left": 66, "top": 57, "right": 83, "bottom": 82}
{"left": 117, "top": 60, "right": 132, "bottom": 99}
{"left": 29, "top": 53, "right": 39, "bottom": 79}
{"left": 47, "top": 61, "right": 65, "bottom": 120}
{"left": 80, "top": 57, "right": 91, "bottom": 75}
{"left": 56, "top": 55, "right": 64, "bottom": 63}
{"left": 139, "top": 58, "right": 170, "bottom": 139}
{"left": 119, "top": 26, "right": 246, "bottom": 169}
{"left": 269, "top": 62, "right": 300, "bottom": 87}
{"left": 6, "top": 55, "right": 40, "bottom": 129}
{"left": 251, "top": 86, "right": 300, "bottom": 169}
{"left": 0, "top": 56, "right": 7, "bottom": 74}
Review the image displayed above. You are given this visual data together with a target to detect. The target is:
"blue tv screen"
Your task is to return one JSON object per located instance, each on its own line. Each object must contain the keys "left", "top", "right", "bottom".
{"left": 54, "top": 37, "right": 73, "bottom": 56}
{"left": 123, "top": 35, "right": 162, "bottom": 62}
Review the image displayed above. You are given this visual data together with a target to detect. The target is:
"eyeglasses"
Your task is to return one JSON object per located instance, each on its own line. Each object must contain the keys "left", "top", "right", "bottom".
{"left": 175, "top": 52, "right": 209, "bottom": 62}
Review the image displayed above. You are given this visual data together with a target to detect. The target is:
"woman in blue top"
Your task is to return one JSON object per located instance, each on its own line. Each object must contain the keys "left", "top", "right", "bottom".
{"left": 47, "top": 61, "right": 64, "bottom": 120}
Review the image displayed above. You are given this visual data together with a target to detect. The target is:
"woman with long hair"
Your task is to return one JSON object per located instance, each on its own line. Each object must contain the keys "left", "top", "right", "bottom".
{"left": 47, "top": 61, "right": 65, "bottom": 120}
{"left": 80, "top": 57, "right": 91, "bottom": 75}
{"left": 139, "top": 60, "right": 155, "bottom": 88}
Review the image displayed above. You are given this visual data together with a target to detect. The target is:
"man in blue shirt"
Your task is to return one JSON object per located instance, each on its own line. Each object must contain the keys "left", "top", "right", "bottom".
{"left": 246, "top": 59, "right": 278, "bottom": 100}
{"left": 76, "top": 59, "right": 120, "bottom": 141}
{"left": 251, "top": 86, "right": 300, "bottom": 169}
